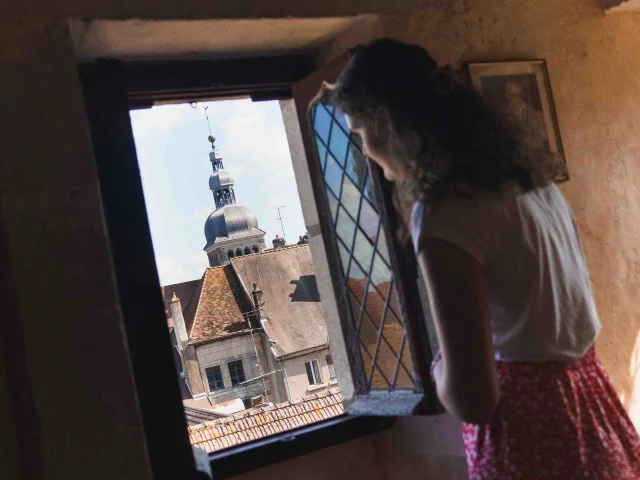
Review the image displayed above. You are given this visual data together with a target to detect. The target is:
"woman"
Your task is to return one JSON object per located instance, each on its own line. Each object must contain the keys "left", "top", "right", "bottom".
{"left": 328, "top": 39, "right": 640, "bottom": 479}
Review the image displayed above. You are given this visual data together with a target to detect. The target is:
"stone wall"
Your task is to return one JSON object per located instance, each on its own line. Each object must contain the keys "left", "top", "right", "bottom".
{"left": 195, "top": 334, "right": 273, "bottom": 404}
{"left": 206, "top": 237, "right": 266, "bottom": 267}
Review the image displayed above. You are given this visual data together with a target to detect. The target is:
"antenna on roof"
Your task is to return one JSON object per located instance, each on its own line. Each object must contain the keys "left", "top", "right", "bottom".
{"left": 275, "top": 205, "right": 287, "bottom": 244}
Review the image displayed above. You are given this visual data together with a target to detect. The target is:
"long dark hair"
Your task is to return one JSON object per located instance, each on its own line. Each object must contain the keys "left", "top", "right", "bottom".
{"left": 327, "top": 39, "right": 554, "bottom": 209}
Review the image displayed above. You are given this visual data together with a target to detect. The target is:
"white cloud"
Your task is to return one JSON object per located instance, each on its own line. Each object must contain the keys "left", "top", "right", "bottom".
{"left": 188, "top": 252, "right": 208, "bottom": 268}
{"left": 155, "top": 256, "right": 188, "bottom": 286}
{"left": 156, "top": 253, "right": 209, "bottom": 286}
{"left": 182, "top": 205, "right": 214, "bottom": 222}
{"left": 130, "top": 104, "right": 192, "bottom": 137}
{"left": 209, "top": 100, "right": 294, "bottom": 181}
{"left": 136, "top": 98, "right": 308, "bottom": 286}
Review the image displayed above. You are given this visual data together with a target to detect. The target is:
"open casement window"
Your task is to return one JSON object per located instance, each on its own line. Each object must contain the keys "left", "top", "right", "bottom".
{"left": 80, "top": 51, "right": 434, "bottom": 479}
{"left": 305, "top": 360, "right": 323, "bottom": 385}
{"left": 291, "top": 56, "right": 438, "bottom": 415}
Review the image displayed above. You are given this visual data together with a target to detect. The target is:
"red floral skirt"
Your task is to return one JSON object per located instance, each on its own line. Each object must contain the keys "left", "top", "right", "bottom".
{"left": 463, "top": 347, "right": 640, "bottom": 479}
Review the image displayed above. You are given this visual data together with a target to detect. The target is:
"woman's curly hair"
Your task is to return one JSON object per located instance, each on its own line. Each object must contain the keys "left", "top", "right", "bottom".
{"left": 326, "top": 38, "right": 555, "bottom": 210}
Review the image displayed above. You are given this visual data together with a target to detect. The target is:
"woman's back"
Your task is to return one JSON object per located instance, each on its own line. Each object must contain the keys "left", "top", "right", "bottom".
{"left": 413, "top": 183, "right": 601, "bottom": 361}
{"left": 333, "top": 38, "right": 640, "bottom": 478}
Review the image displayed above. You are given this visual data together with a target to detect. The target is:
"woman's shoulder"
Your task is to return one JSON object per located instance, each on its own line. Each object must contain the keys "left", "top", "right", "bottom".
{"left": 410, "top": 185, "right": 519, "bottom": 251}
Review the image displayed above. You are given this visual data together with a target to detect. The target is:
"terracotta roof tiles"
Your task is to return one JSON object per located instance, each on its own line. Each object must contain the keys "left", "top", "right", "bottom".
{"left": 188, "top": 265, "right": 254, "bottom": 343}
{"left": 188, "top": 389, "right": 343, "bottom": 453}
{"left": 161, "top": 279, "right": 201, "bottom": 329}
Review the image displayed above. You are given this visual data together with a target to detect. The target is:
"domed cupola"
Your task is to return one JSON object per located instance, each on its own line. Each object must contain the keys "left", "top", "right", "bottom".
{"left": 204, "top": 205, "right": 259, "bottom": 249}
{"left": 202, "top": 135, "right": 266, "bottom": 266}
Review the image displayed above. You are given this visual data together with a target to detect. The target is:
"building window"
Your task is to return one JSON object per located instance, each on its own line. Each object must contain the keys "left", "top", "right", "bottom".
{"left": 205, "top": 365, "right": 224, "bottom": 391}
{"left": 305, "top": 359, "right": 323, "bottom": 386}
{"left": 244, "top": 246, "right": 251, "bottom": 255}
{"left": 228, "top": 360, "right": 246, "bottom": 386}
{"left": 252, "top": 245, "right": 259, "bottom": 253}
{"left": 326, "top": 355, "right": 336, "bottom": 381}
{"left": 227, "top": 250, "right": 234, "bottom": 259}
{"left": 236, "top": 248, "right": 243, "bottom": 257}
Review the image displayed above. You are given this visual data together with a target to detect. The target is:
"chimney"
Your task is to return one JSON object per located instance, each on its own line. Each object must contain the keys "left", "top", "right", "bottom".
{"left": 171, "top": 293, "right": 189, "bottom": 353}
{"left": 170, "top": 292, "right": 206, "bottom": 397}
{"left": 251, "top": 283, "right": 268, "bottom": 326}
{"left": 272, "top": 234, "right": 286, "bottom": 249}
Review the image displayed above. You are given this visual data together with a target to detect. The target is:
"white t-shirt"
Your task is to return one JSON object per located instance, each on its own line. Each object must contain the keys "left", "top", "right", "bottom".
{"left": 411, "top": 183, "right": 601, "bottom": 362}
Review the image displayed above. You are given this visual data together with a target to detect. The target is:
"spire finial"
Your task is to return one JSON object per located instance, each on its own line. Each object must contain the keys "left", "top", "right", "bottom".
{"left": 204, "top": 106, "right": 214, "bottom": 148}
{"left": 171, "top": 292, "right": 180, "bottom": 304}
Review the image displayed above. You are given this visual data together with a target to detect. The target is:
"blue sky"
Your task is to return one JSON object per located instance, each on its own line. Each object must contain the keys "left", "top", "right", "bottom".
{"left": 130, "top": 99, "right": 307, "bottom": 286}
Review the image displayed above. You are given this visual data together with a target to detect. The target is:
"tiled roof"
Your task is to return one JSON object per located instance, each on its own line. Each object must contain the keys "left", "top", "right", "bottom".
{"left": 161, "top": 279, "right": 201, "bottom": 329}
{"left": 231, "top": 245, "right": 328, "bottom": 357}
{"left": 188, "top": 389, "right": 344, "bottom": 453}
{"left": 188, "top": 266, "right": 254, "bottom": 343}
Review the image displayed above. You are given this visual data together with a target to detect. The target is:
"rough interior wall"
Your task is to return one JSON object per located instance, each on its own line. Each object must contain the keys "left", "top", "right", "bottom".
{"left": 4, "top": 0, "right": 461, "bottom": 22}
{"left": 231, "top": 414, "right": 467, "bottom": 480}
{"left": 1, "top": 0, "right": 638, "bottom": 478}
{"left": 237, "top": 2, "right": 640, "bottom": 477}
{"left": 0, "top": 22, "right": 151, "bottom": 479}
{"left": 382, "top": 0, "right": 640, "bottom": 426}
{"left": 0, "top": 342, "right": 20, "bottom": 479}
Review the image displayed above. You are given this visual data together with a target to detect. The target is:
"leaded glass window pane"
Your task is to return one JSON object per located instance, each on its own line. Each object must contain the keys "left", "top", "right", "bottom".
{"left": 309, "top": 101, "right": 418, "bottom": 391}
{"left": 314, "top": 104, "right": 332, "bottom": 145}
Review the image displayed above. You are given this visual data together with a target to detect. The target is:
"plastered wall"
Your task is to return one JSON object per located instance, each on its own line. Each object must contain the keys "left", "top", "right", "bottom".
{"left": 381, "top": 0, "right": 640, "bottom": 428}
{"left": 2, "top": 0, "right": 640, "bottom": 478}
{"left": 0, "top": 22, "right": 151, "bottom": 479}
{"left": 232, "top": 1, "right": 640, "bottom": 477}
{"left": 283, "top": 348, "right": 334, "bottom": 401}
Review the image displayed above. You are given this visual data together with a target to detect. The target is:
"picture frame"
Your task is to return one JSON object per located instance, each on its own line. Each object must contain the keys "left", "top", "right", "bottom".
{"left": 467, "top": 60, "right": 568, "bottom": 182}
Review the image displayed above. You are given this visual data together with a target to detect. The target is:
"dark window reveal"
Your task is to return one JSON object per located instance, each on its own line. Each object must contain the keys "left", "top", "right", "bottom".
{"left": 326, "top": 355, "right": 337, "bottom": 380}
{"left": 305, "top": 359, "right": 323, "bottom": 385}
{"left": 228, "top": 360, "right": 246, "bottom": 386}
{"left": 205, "top": 365, "right": 225, "bottom": 391}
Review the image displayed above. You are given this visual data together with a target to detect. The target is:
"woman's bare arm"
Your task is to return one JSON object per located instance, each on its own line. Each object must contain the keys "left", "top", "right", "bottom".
{"left": 417, "top": 238, "right": 499, "bottom": 424}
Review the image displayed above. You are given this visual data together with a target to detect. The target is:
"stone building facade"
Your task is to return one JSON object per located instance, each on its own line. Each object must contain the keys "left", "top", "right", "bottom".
{"left": 166, "top": 265, "right": 284, "bottom": 408}
{"left": 194, "top": 333, "right": 273, "bottom": 406}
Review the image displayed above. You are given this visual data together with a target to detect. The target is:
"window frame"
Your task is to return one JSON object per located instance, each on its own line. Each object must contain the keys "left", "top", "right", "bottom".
{"left": 205, "top": 365, "right": 225, "bottom": 392}
{"left": 78, "top": 54, "right": 406, "bottom": 479}
{"left": 304, "top": 359, "right": 323, "bottom": 386}
{"left": 326, "top": 354, "right": 337, "bottom": 381}
{"left": 290, "top": 65, "right": 439, "bottom": 416}
{"left": 227, "top": 359, "right": 246, "bottom": 387}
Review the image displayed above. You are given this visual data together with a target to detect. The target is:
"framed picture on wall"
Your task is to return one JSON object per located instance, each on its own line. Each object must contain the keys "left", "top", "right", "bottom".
{"left": 467, "top": 60, "right": 568, "bottom": 182}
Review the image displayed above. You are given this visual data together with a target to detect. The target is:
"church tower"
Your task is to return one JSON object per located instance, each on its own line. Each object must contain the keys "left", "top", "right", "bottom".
{"left": 203, "top": 135, "right": 266, "bottom": 267}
